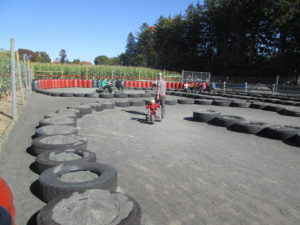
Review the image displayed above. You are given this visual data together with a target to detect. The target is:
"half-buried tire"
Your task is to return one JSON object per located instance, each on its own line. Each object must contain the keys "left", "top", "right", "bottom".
{"left": 128, "top": 93, "right": 141, "bottom": 98}
{"left": 99, "top": 93, "right": 114, "bottom": 99}
{"left": 212, "top": 99, "right": 231, "bottom": 106}
{"left": 165, "top": 99, "right": 177, "bottom": 105}
{"left": 229, "top": 121, "right": 268, "bottom": 134}
{"left": 73, "top": 93, "right": 85, "bottom": 97}
{"left": 36, "top": 189, "right": 141, "bottom": 225}
{"left": 36, "top": 125, "right": 78, "bottom": 137}
{"left": 85, "top": 93, "right": 99, "bottom": 98}
{"left": 178, "top": 99, "right": 195, "bottom": 104}
{"left": 194, "top": 99, "right": 213, "bottom": 105}
{"left": 115, "top": 101, "right": 130, "bottom": 107}
{"left": 193, "top": 109, "right": 221, "bottom": 122}
{"left": 36, "top": 149, "right": 96, "bottom": 174}
{"left": 114, "top": 93, "right": 128, "bottom": 98}
{"left": 39, "top": 162, "right": 118, "bottom": 203}
{"left": 44, "top": 112, "right": 78, "bottom": 120}
{"left": 209, "top": 115, "right": 245, "bottom": 127}
{"left": 230, "top": 101, "right": 251, "bottom": 108}
{"left": 103, "top": 103, "right": 115, "bottom": 109}
{"left": 39, "top": 118, "right": 77, "bottom": 127}
{"left": 263, "top": 105, "right": 283, "bottom": 113}
{"left": 32, "top": 134, "right": 87, "bottom": 155}
{"left": 130, "top": 100, "right": 145, "bottom": 107}
{"left": 60, "top": 93, "right": 74, "bottom": 97}
{"left": 249, "top": 102, "right": 267, "bottom": 109}
{"left": 260, "top": 125, "right": 300, "bottom": 140}
{"left": 67, "top": 105, "right": 93, "bottom": 115}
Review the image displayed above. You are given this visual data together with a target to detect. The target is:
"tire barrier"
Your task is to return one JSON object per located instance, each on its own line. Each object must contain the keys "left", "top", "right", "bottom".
{"left": 67, "top": 105, "right": 93, "bottom": 115}
{"left": 165, "top": 99, "right": 177, "bottom": 105}
{"left": 39, "top": 162, "right": 118, "bottom": 203}
{"left": 102, "top": 103, "right": 115, "bottom": 109}
{"left": 36, "top": 190, "right": 142, "bottom": 225}
{"left": 194, "top": 99, "right": 213, "bottom": 105}
{"left": 35, "top": 149, "right": 97, "bottom": 174}
{"left": 209, "top": 115, "right": 245, "bottom": 127}
{"left": 32, "top": 134, "right": 88, "bottom": 155}
{"left": 192, "top": 109, "right": 300, "bottom": 146}
{"left": 229, "top": 121, "right": 268, "bottom": 134}
{"left": 39, "top": 117, "right": 77, "bottom": 127}
{"left": 36, "top": 125, "right": 78, "bottom": 137}
{"left": 178, "top": 99, "right": 195, "bottom": 104}
{"left": 115, "top": 101, "right": 131, "bottom": 108}
{"left": 193, "top": 109, "right": 221, "bottom": 122}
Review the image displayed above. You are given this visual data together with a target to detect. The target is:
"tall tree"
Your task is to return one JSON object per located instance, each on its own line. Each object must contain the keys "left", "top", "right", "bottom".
{"left": 36, "top": 51, "right": 51, "bottom": 63}
{"left": 59, "top": 49, "right": 67, "bottom": 64}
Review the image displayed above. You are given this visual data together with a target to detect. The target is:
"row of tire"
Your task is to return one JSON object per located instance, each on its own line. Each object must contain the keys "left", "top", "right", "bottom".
{"left": 169, "top": 93, "right": 300, "bottom": 118}
{"left": 29, "top": 102, "right": 142, "bottom": 224}
{"left": 186, "top": 91, "right": 300, "bottom": 106}
{"left": 193, "top": 109, "right": 300, "bottom": 147}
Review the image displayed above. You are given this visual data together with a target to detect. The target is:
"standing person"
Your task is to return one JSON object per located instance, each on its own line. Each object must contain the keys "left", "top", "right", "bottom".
{"left": 156, "top": 73, "right": 166, "bottom": 119}
{"left": 116, "top": 79, "right": 124, "bottom": 93}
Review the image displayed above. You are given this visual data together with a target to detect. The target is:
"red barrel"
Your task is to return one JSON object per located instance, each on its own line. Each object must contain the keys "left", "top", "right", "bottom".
{"left": 88, "top": 80, "right": 92, "bottom": 88}
{"left": 78, "top": 79, "right": 82, "bottom": 87}
{"left": 38, "top": 80, "right": 43, "bottom": 89}
{"left": 57, "top": 79, "right": 61, "bottom": 88}
{"left": 69, "top": 79, "right": 73, "bottom": 87}
{"left": 179, "top": 82, "right": 184, "bottom": 89}
{"left": 83, "top": 80, "right": 87, "bottom": 88}
{"left": 141, "top": 81, "right": 145, "bottom": 88}
{"left": 65, "top": 79, "right": 70, "bottom": 88}
{"left": 73, "top": 79, "right": 78, "bottom": 87}
{"left": 124, "top": 80, "right": 129, "bottom": 88}
{"left": 61, "top": 79, "right": 65, "bottom": 88}
{"left": 132, "top": 81, "right": 137, "bottom": 88}
{"left": 128, "top": 81, "right": 133, "bottom": 87}
{"left": 137, "top": 81, "right": 142, "bottom": 88}
{"left": 51, "top": 79, "right": 55, "bottom": 88}
{"left": 45, "top": 79, "right": 49, "bottom": 89}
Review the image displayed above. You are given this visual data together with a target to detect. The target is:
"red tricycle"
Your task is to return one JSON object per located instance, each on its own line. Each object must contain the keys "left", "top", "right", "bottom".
{"left": 145, "top": 99, "right": 161, "bottom": 124}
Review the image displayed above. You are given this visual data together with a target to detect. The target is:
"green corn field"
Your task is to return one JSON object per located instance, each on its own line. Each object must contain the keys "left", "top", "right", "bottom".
{"left": 33, "top": 63, "right": 181, "bottom": 81}
{"left": 0, "top": 54, "right": 11, "bottom": 98}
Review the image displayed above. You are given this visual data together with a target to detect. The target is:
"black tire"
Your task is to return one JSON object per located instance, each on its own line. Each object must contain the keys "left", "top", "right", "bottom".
{"left": 60, "top": 93, "right": 74, "bottom": 97}
{"left": 279, "top": 109, "right": 300, "bottom": 117}
{"left": 55, "top": 108, "right": 80, "bottom": 116}
{"left": 36, "top": 149, "right": 96, "bottom": 174}
{"left": 178, "top": 99, "right": 195, "bottom": 104}
{"left": 85, "top": 93, "right": 99, "bottom": 98}
{"left": 209, "top": 115, "right": 245, "bottom": 127}
{"left": 134, "top": 87, "right": 143, "bottom": 90}
{"left": 36, "top": 190, "right": 141, "bottom": 225}
{"left": 193, "top": 109, "right": 221, "bottom": 122}
{"left": 68, "top": 105, "right": 93, "bottom": 115}
{"left": 114, "top": 93, "right": 128, "bottom": 98}
{"left": 73, "top": 93, "right": 86, "bottom": 97}
{"left": 39, "top": 162, "right": 118, "bottom": 203}
{"left": 50, "top": 92, "right": 60, "bottom": 97}
{"left": 151, "top": 93, "right": 157, "bottom": 97}
{"left": 0, "top": 206, "right": 11, "bottom": 225}
{"left": 194, "top": 99, "right": 213, "bottom": 105}
{"left": 212, "top": 99, "right": 232, "bottom": 106}
{"left": 102, "top": 103, "right": 115, "bottom": 109}
{"left": 130, "top": 100, "right": 145, "bottom": 106}
{"left": 128, "top": 93, "right": 141, "bottom": 98}
{"left": 260, "top": 125, "right": 300, "bottom": 140}
{"left": 32, "top": 134, "right": 88, "bottom": 155}
{"left": 99, "top": 93, "right": 114, "bottom": 99}
{"left": 165, "top": 99, "right": 177, "bottom": 105}
{"left": 229, "top": 121, "right": 268, "bottom": 134}
{"left": 36, "top": 125, "right": 78, "bottom": 137}
{"left": 230, "top": 101, "right": 251, "bottom": 108}
{"left": 39, "top": 118, "right": 77, "bottom": 127}
{"left": 250, "top": 102, "right": 267, "bottom": 109}
{"left": 44, "top": 112, "right": 78, "bottom": 120}
{"left": 142, "top": 93, "right": 152, "bottom": 97}
{"left": 88, "top": 102, "right": 104, "bottom": 111}
{"left": 296, "top": 134, "right": 300, "bottom": 147}
{"left": 263, "top": 105, "right": 284, "bottom": 112}
{"left": 115, "top": 101, "right": 130, "bottom": 107}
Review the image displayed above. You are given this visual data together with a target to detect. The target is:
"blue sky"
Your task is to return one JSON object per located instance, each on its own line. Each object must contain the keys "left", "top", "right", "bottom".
{"left": 0, "top": 0, "right": 202, "bottom": 63}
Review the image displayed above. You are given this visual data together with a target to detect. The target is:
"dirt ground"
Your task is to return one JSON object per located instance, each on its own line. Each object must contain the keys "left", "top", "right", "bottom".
{"left": 0, "top": 90, "right": 300, "bottom": 225}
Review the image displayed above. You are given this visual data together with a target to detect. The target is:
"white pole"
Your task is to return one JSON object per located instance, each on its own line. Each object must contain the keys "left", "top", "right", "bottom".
{"left": 10, "top": 38, "right": 17, "bottom": 119}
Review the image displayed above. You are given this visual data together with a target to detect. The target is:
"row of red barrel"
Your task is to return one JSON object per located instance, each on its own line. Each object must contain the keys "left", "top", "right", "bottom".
{"left": 37, "top": 79, "right": 205, "bottom": 90}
